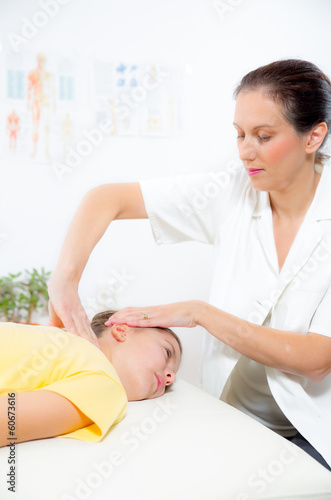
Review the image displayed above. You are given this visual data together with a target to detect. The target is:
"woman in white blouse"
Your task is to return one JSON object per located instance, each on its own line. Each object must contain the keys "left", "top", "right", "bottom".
{"left": 49, "top": 59, "right": 331, "bottom": 470}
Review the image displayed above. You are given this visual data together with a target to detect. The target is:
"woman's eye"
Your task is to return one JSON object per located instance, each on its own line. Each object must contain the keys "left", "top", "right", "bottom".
{"left": 237, "top": 135, "right": 244, "bottom": 140}
{"left": 258, "top": 136, "right": 271, "bottom": 142}
{"left": 165, "top": 349, "right": 171, "bottom": 358}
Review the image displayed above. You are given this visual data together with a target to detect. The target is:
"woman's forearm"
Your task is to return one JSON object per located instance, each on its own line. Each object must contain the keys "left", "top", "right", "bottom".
{"left": 48, "top": 182, "right": 147, "bottom": 336}
{"left": 106, "top": 300, "right": 331, "bottom": 381}
{"left": 195, "top": 301, "right": 331, "bottom": 382}
{"left": 53, "top": 182, "right": 147, "bottom": 283}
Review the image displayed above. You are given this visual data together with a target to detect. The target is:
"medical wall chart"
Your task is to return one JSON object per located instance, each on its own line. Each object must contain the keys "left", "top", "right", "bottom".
{"left": 1, "top": 52, "right": 182, "bottom": 166}
{"left": 2, "top": 51, "right": 78, "bottom": 163}
{"left": 91, "top": 61, "right": 181, "bottom": 137}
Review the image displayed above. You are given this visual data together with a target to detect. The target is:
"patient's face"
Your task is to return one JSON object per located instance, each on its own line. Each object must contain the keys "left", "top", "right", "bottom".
{"left": 112, "top": 328, "right": 181, "bottom": 401}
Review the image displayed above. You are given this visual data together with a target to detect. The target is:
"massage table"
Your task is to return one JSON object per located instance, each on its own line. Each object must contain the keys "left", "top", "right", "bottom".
{"left": 0, "top": 379, "right": 330, "bottom": 499}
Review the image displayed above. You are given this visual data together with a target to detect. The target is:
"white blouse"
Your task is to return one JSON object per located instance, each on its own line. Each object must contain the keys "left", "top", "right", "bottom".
{"left": 140, "top": 162, "right": 331, "bottom": 466}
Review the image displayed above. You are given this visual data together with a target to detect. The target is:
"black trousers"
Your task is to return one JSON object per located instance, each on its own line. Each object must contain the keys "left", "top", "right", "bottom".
{"left": 285, "top": 432, "right": 331, "bottom": 472}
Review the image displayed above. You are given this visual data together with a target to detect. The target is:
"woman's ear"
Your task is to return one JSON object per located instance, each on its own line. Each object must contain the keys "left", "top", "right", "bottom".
{"left": 305, "top": 122, "right": 328, "bottom": 154}
{"left": 111, "top": 324, "right": 128, "bottom": 342}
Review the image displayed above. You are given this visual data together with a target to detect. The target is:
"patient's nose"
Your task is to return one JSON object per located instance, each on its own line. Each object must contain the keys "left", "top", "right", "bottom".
{"left": 165, "top": 370, "right": 176, "bottom": 385}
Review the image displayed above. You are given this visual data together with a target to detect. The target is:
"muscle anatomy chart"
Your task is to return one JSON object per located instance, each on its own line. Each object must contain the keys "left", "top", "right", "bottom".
{"left": 3, "top": 52, "right": 78, "bottom": 163}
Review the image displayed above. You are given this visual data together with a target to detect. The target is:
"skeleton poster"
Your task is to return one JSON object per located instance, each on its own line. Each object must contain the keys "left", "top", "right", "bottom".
{"left": 91, "top": 61, "right": 181, "bottom": 137}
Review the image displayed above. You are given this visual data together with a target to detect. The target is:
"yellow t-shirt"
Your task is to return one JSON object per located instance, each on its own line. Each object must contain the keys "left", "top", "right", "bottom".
{"left": 0, "top": 322, "right": 127, "bottom": 442}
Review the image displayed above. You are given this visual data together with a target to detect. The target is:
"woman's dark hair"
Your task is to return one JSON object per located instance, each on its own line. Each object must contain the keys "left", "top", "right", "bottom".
{"left": 234, "top": 59, "right": 331, "bottom": 164}
{"left": 91, "top": 309, "right": 183, "bottom": 355}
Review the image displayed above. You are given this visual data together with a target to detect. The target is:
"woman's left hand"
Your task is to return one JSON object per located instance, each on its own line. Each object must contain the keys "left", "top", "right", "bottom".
{"left": 105, "top": 300, "right": 203, "bottom": 329}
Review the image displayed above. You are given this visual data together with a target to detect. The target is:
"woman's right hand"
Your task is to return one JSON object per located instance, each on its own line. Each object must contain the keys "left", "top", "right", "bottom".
{"left": 47, "top": 182, "right": 147, "bottom": 349}
{"left": 48, "top": 275, "right": 100, "bottom": 349}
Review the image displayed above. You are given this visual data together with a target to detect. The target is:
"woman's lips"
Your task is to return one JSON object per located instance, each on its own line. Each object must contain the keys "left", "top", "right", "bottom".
{"left": 248, "top": 168, "right": 263, "bottom": 176}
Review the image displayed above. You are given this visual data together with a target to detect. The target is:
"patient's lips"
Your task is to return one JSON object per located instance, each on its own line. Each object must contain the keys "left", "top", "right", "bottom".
{"left": 155, "top": 374, "right": 164, "bottom": 393}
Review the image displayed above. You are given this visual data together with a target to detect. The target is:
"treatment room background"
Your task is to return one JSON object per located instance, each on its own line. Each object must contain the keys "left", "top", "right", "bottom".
{"left": 0, "top": 0, "right": 330, "bottom": 385}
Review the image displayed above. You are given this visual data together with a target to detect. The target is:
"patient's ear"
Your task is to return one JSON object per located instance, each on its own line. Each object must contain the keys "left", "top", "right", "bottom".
{"left": 111, "top": 324, "right": 128, "bottom": 342}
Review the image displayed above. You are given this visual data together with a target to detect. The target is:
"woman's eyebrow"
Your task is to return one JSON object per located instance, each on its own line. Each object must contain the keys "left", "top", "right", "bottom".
{"left": 233, "top": 122, "right": 276, "bottom": 129}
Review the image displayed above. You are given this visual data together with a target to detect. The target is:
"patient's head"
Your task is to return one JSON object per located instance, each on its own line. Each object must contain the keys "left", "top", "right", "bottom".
{"left": 91, "top": 310, "right": 182, "bottom": 402}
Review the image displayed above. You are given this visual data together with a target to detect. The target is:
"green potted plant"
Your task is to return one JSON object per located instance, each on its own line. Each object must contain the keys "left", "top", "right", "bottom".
{"left": 0, "top": 268, "right": 51, "bottom": 324}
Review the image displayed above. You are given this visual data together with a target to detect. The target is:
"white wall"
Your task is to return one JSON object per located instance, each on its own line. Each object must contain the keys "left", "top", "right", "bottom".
{"left": 1, "top": 0, "right": 331, "bottom": 384}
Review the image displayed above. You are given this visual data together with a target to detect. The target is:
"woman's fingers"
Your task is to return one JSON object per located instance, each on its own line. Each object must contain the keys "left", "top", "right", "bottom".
{"left": 105, "top": 302, "right": 198, "bottom": 328}
{"left": 106, "top": 306, "right": 164, "bottom": 327}
{"left": 48, "top": 283, "right": 101, "bottom": 349}
{"left": 48, "top": 301, "right": 65, "bottom": 328}
{"left": 48, "top": 303, "right": 100, "bottom": 348}
{"left": 70, "top": 310, "right": 101, "bottom": 349}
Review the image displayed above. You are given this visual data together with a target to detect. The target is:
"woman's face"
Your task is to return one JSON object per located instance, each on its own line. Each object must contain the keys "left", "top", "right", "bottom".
{"left": 111, "top": 327, "right": 181, "bottom": 401}
{"left": 233, "top": 90, "right": 311, "bottom": 192}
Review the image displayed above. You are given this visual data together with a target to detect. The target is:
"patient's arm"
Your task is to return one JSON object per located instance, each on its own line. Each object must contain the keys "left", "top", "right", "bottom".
{"left": 0, "top": 390, "right": 92, "bottom": 447}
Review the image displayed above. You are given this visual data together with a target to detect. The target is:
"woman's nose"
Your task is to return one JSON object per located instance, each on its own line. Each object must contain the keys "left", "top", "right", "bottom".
{"left": 165, "top": 370, "right": 176, "bottom": 385}
{"left": 238, "top": 138, "right": 256, "bottom": 162}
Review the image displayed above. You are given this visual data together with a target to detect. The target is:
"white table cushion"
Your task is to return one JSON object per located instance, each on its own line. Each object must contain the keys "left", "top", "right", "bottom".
{"left": 0, "top": 379, "right": 330, "bottom": 500}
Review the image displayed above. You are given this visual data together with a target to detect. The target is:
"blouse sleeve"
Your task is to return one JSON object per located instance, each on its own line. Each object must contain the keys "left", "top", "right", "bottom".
{"left": 309, "top": 284, "right": 331, "bottom": 338}
{"left": 140, "top": 167, "right": 250, "bottom": 246}
{"left": 37, "top": 370, "right": 127, "bottom": 442}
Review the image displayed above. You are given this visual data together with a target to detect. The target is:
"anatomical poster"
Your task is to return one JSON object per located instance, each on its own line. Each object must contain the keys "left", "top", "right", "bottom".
{"left": 2, "top": 51, "right": 78, "bottom": 163}
{"left": 91, "top": 60, "right": 181, "bottom": 137}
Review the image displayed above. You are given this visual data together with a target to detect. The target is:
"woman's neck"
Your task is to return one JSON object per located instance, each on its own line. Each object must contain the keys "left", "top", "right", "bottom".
{"left": 269, "top": 165, "right": 321, "bottom": 221}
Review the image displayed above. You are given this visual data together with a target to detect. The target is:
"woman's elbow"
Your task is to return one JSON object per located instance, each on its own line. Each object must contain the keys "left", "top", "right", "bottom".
{"left": 306, "top": 363, "right": 331, "bottom": 383}
{"left": 304, "top": 333, "right": 331, "bottom": 382}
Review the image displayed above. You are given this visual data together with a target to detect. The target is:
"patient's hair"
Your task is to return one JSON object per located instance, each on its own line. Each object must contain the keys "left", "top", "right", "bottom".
{"left": 91, "top": 310, "right": 183, "bottom": 355}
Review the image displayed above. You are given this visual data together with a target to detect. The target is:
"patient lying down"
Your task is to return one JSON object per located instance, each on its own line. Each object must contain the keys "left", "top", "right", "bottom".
{"left": 0, "top": 310, "right": 182, "bottom": 447}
